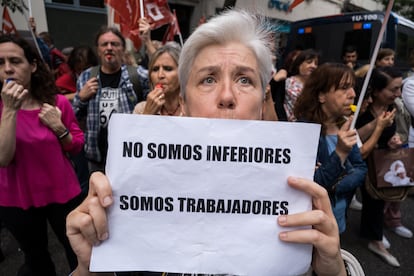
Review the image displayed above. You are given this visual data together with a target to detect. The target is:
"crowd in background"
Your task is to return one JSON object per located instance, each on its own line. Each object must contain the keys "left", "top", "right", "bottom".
{"left": 1, "top": 8, "right": 414, "bottom": 275}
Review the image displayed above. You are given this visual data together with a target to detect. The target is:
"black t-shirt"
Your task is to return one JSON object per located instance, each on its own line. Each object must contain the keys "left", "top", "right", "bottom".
{"left": 269, "top": 78, "right": 287, "bottom": 121}
{"left": 97, "top": 69, "right": 122, "bottom": 165}
{"left": 100, "top": 69, "right": 122, "bottom": 88}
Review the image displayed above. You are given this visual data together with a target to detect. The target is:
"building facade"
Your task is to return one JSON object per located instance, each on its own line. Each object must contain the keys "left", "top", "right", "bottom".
{"left": 2, "top": 0, "right": 383, "bottom": 50}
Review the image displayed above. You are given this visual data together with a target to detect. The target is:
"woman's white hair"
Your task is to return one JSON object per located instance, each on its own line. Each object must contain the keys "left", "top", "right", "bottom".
{"left": 178, "top": 9, "right": 274, "bottom": 98}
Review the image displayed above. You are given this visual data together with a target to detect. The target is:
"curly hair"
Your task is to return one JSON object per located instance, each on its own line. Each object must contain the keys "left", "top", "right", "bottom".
{"left": 0, "top": 35, "right": 58, "bottom": 105}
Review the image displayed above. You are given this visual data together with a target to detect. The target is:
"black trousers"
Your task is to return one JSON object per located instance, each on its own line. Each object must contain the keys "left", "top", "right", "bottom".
{"left": 0, "top": 194, "right": 83, "bottom": 276}
{"left": 360, "top": 185, "right": 385, "bottom": 241}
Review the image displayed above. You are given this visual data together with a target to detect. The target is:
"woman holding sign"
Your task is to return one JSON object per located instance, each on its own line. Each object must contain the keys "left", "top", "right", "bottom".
{"left": 66, "top": 9, "right": 346, "bottom": 276}
{"left": 293, "top": 63, "right": 367, "bottom": 234}
{"left": 133, "top": 43, "right": 182, "bottom": 116}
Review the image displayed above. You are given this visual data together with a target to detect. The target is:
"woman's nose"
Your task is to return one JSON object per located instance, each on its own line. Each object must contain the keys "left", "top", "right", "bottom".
{"left": 349, "top": 87, "right": 356, "bottom": 98}
{"left": 4, "top": 61, "right": 13, "bottom": 73}
{"left": 157, "top": 68, "right": 165, "bottom": 79}
{"left": 218, "top": 81, "right": 236, "bottom": 109}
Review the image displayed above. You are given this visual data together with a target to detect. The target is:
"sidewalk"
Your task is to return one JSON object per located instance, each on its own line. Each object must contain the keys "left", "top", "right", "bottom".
{"left": 341, "top": 195, "right": 414, "bottom": 275}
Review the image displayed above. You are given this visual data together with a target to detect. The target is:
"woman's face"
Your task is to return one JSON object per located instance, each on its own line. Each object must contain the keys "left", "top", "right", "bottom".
{"left": 0, "top": 42, "right": 36, "bottom": 88}
{"left": 74, "top": 60, "right": 89, "bottom": 76}
{"left": 150, "top": 52, "right": 179, "bottom": 95}
{"left": 320, "top": 74, "right": 356, "bottom": 119}
{"left": 374, "top": 77, "right": 402, "bottom": 106}
{"left": 182, "top": 42, "right": 264, "bottom": 120}
{"left": 298, "top": 58, "right": 318, "bottom": 78}
{"left": 376, "top": 55, "right": 394, "bottom": 67}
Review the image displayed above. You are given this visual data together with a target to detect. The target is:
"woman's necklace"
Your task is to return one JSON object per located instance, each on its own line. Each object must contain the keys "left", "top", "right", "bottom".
{"left": 162, "top": 102, "right": 180, "bottom": 115}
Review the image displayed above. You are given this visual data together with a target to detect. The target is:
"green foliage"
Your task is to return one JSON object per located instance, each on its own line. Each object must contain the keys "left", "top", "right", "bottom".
{"left": 376, "top": 0, "right": 414, "bottom": 21}
{"left": 1, "top": 0, "right": 28, "bottom": 14}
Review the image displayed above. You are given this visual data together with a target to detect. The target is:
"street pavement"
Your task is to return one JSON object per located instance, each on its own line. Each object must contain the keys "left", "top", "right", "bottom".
{"left": 0, "top": 194, "right": 413, "bottom": 275}
{"left": 340, "top": 193, "right": 414, "bottom": 275}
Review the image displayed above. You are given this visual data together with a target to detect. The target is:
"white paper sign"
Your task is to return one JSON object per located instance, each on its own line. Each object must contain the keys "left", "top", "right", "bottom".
{"left": 90, "top": 114, "right": 321, "bottom": 276}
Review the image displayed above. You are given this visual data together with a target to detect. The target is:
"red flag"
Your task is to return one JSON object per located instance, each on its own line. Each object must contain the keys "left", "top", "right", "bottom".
{"left": 288, "top": 0, "right": 305, "bottom": 12}
{"left": 2, "top": 7, "right": 17, "bottom": 35}
{"left": 105, "top": 0, "right": 174, "bottom": 50}
{"left": 144, "top": 0, "right": 173, "bottom": 29}
{"left": 162, "top": 10, "right": 181, "bottom": 44}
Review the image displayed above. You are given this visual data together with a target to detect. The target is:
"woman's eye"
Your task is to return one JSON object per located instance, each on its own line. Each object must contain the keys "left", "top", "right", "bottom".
{"left": 339, "top": 83, "right": 352, "bottom": 90}
{"left": 202, "top": 76, "right": 215, "bottom": 84}
{"left": 10, "top": 58, "right": 22, "bottom": 64}
{"left": 163, "top": 66, "right": 173, "bottom": 71}
{"left": 152, "top": 66, "right": 160, "bottom": 72}
{"left": 238, "top": 76, "right": 251, "bottom": 85}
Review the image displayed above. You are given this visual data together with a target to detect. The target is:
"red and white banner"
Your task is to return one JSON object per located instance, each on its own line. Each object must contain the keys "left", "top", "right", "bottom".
{"left": 2, "top": 7, "right": 17, "bottom": 35}
{"left": 162, "top": 9, "right": 181, "bottom": 44}
{"left": 105, "top": 0, "right": 174, "bottom": 49}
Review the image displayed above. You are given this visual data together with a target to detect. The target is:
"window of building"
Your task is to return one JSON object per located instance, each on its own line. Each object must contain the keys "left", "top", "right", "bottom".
{"left": 49, "top": 0, "right": 104, "bottom": 8}
{"left": 80, "top": 0, "right": 105, "bottom": 8}
{"left": 52, "top": 0, "right": 73, "bottom": 4}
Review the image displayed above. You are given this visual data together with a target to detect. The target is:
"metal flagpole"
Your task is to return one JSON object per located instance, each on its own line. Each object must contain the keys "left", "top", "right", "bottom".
{"left": 139, "top": 0, "right": 144, "bottom": 18}
{"left": 28, "top": 0, "right": 32, "bottom": 17}
{"left": 350, "top": 0, "right": 395, "bottom": 129}
{"left": 174, "top": 10, "right": 184, "bottom": 47}
{"left": 22, "top": 0, "right": 44, "bottom": 62}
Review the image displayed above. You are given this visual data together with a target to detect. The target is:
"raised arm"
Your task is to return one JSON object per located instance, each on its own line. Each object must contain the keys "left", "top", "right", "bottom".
{"left": 359, "top": 109, "right": 395, "bottom": 159}
{"left": 0, "top": 81, "right": 28, "bottom": 166}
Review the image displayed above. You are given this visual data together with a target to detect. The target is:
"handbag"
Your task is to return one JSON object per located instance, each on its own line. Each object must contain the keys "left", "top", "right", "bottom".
{"left": 365, "top": 148, "right": 414, "bottom": 201}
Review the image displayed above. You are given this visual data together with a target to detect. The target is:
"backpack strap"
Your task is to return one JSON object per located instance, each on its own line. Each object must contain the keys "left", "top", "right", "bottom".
{"left": 126, "top": 65, "right": 143, "bottom": 102}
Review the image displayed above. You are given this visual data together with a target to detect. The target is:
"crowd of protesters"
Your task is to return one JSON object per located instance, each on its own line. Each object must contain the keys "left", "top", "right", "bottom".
{"left": 0, "top": 7, "right": 414, "bottom": 275}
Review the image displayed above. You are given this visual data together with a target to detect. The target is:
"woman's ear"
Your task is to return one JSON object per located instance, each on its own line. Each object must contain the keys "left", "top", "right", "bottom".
{"left": 318, "top": 93, "right": 326, "bottom": 104}
{"left": 261, "top": 100, "right": 265, "bottom": 120}
{"left": 31, "top": 60, "right": 37, "bottom": 74}
{"left": 179, "top": 95, "right": 186, "bottom": 116}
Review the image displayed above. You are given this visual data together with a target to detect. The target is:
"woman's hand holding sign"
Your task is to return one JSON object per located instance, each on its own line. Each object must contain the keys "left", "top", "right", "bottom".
{"left": 278, "top": 177, "right": 346, "bottom": 276}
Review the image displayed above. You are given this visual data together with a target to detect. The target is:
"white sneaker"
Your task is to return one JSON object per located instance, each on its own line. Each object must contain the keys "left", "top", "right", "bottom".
{"left": 392, "top": 225, "right": 413, "bottom": 238}
{"left": 349, "top": 195, "right": 362, "bottom": 211}
{"left": 382, "top": 235, "right": 391, "bottom": 249}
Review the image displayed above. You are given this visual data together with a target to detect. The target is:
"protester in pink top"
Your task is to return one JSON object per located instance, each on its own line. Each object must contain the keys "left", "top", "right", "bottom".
{"left": 0, "top": 35, "right": 84, "bottom": 275}
{"left": 283, "top": 49, "right": 319, "bottom": 121}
